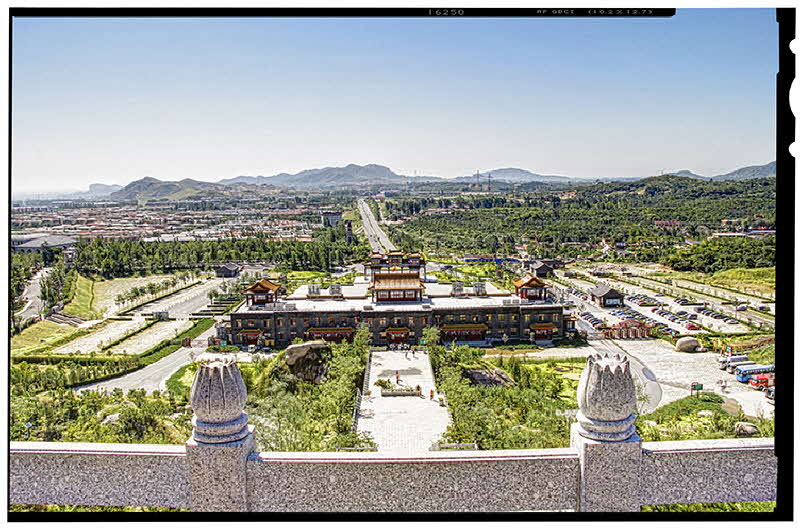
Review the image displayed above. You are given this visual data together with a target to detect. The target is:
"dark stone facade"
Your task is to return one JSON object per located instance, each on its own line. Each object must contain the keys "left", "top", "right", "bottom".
{"left": 223, "top": 303, "right": 564, "bottom": 347}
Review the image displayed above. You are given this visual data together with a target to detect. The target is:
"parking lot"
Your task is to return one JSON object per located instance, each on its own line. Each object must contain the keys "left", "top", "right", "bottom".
{"left": 557, "top": 269, "right": 751, "bottom": 335}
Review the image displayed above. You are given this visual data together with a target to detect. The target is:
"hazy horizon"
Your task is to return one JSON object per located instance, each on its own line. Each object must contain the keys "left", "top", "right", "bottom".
{"left": 12, "top": 9, "right": 777, "bottom": 192}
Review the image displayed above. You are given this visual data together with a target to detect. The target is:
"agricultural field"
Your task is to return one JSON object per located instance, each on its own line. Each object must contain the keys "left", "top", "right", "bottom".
{"left": 108, "top": 320, "right": 193, "bottom": 355}
{"left": 53, "top": 319, "right": 149, "bottom": 354}
{"left": 10, "top": 320, "right": 75, "bottom": 355}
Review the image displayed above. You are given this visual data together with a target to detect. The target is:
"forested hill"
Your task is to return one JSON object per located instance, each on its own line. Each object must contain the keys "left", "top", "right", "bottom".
{"left": 387, "top": 175, "right": 775, "bottom": 263}
{"left": 571, "top": 175, "right": 776, "bottom": 200}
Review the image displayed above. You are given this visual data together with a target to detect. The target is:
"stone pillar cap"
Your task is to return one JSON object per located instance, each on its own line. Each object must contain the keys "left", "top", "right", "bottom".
{"left": 576, "top": 352, "right": 637, "bottom": 442}
{"left": 189, "top": 359, "right": 250, "bottom": 444}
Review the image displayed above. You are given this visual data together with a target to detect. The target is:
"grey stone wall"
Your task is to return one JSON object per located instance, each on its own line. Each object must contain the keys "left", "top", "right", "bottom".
{"left": 640, "top": 438, "right": 778, "bottom": 505}
{"left": 245, "top": 448, "right": 581, "bottom": 512}
{"left": 9, "top": 442, "right": 190, "bottom": 509}
{"left": 8, "top": 439, "right": 778, "bottom": 512}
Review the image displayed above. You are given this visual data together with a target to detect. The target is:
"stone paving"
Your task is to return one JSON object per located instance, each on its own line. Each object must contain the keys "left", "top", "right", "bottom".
{"left": 616, "top": 339, "right": 774, "bottom": 418}
{"left": 356, "top": 349, "right": 451, "bottom": 454}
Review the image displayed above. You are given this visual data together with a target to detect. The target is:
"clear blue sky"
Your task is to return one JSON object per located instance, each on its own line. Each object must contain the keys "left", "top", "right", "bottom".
{"left": 12, "top": 9, "right": 777, "bottom": 192}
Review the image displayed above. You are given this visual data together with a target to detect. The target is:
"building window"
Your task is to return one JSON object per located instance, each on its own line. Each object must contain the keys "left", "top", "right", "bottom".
{"left": 445, "top": 315, "right": 453, "bottom": 322}
{"left": 525, "top": 314, "right": 531, "bottom": 322}
{"left": 538, "top": 315, "right": 545, "bottom": 322}
{"left": 498, "top": 314, "right": 506, "bottom": 321}
{"left": 380, "top": 318, "right": 387, "bottom": 327}
{"left": 303, "top": 318, "right": 309, "bottom": 325}
{"left": 395, "top": 317, "right": 403, "bottom": 326}
{"left": 355, "top": 316, "right": 361, "bottom": 324}
{"left": 511, "top": 314, "right": 518, "bottom": 322}
{"left": 290, "top": 318, "right": 296, "bottom": 327}
{"left": 277, "top": 318, "right": 283, "bottom": 327}
{"left": 329, "top": 317, "right": 335, "bottom": 325}
{"left": 472, "top": 315, "right": 479, "bottom": 322}
{"left": 236, "top": 320, "right": 242, "bottom": 328}
{"left": 458, "top": 314, "right": 465, "bottom": 322}
{"left": 409, "top": 317, "right": 415, "bottom": 326}
{"left": 265, "top": 319, "right": 271, "bottom": 327}
{"left": 247, "top": 320, "right": 255, "bottom": 327}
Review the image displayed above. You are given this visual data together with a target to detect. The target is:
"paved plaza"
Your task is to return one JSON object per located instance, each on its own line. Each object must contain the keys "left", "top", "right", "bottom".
{"left": 356, "top": 349, "right": 451, "bottom": 454}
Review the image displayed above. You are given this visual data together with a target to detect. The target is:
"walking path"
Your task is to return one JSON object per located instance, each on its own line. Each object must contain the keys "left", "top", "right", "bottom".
{"left": 75, "top": 326, "right": 218, "bottom": 394}
{"left": 356, "top": 349, "right": 450, "bottom": 454}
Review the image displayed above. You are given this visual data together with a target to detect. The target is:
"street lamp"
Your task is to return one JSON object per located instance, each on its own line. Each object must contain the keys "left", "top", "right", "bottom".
{"left": 24, "top": 422, "right": 32, "bottom": 439}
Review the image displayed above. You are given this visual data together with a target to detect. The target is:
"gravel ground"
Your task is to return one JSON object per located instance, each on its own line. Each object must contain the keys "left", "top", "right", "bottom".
{"left": 94, "top": 275, "right": 178, "bottom": 316}
{"left": 133, "top": 278, "right": 225, "bottom": 318}
{"left": 54, "top": 318, "right": 147, "bottom": 354}
{"left": 108, "top": 319, "right": 193, "bottom": 355}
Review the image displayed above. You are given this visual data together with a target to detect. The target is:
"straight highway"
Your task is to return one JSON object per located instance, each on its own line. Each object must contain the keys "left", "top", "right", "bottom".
{"left": 357, "top": 198, "right": 396, "bottom": 253}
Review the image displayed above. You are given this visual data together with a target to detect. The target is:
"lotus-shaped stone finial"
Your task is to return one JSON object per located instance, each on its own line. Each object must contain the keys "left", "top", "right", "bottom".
{"left": 575, "top": 353, "right": 637, "bottom": 441}
{"left": 189, "top": 359, "right": 250, "bottom": 444}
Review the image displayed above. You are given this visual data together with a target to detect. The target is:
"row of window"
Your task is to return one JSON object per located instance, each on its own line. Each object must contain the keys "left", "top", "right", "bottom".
{"left": 234, "top": 312, "right": 561, "bottom": 330}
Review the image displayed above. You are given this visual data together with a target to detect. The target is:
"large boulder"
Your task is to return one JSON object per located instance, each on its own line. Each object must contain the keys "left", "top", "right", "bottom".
{"left": 464, "top": 367, "right": 515, "bottom": 388}
{"left": 675, "top": 337, "right": 701, "bottom": 353}
{"left": 735, "top": 421, "right": 760, "bottom": 437}
{"left": 284, "top": 340, "right": 329, "bottom": 383}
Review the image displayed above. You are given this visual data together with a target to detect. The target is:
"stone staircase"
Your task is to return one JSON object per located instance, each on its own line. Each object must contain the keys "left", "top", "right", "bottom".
{"left": 48, "top": 312, "right": 85, "bottom": 327}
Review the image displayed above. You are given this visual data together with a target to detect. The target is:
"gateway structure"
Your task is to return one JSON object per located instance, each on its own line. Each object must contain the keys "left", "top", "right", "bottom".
{"left": 218, "top": 252, "right": 570, "bottom": 347}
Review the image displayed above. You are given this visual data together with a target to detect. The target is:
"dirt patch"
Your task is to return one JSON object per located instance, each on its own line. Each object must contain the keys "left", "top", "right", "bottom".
{"left": 722, "top": 398, "right": 742, "bottom": 415}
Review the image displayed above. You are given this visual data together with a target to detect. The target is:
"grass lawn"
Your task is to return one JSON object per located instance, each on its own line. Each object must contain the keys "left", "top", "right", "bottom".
{"left": 165, "top": 363, "right": 198, "bottom": 399}
{"left": 457, "top": 263, "right": 497, "bottom": 278}
{"left": 11, "top": 320, "right": 75, "bottom": 354}
{"left": 286, "top": 270, "right": 328, "bottom": 281}
{"left": 61, "top": 274, "right": 101, "bottom": 320}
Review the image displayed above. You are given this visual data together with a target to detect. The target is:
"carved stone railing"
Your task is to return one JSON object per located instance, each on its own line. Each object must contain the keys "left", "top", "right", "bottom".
{"left": 9, "top": 354, "right": 778, "bottom": 512}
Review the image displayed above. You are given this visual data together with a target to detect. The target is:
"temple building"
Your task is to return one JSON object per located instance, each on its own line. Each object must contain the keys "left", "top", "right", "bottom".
{"left": 364, "top": 251, "right": 425, "bottom": 281}
{"left": 371, "top": 272, "right": 424, "bottom": 302}
{"left": 589, "top": 284, "right": 625, "bottom": 308}
{"left": 220, "top": 257, "right": 567, "bottom": 347}
{"left": 513, "top": 274, "right": 549, "bottom": 300}
{"left": 243, "top": 278, "right": 282, "bottom": 306}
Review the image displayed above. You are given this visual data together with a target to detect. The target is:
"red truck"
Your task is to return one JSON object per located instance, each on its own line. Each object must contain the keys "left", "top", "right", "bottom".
{"left": 749, "top": 373, "right": 775, "bottom": 390}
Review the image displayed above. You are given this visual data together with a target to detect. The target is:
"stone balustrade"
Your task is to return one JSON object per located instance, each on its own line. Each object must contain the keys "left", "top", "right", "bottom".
{"left": 9, "top": 353, "right": 779, "bottom": 512}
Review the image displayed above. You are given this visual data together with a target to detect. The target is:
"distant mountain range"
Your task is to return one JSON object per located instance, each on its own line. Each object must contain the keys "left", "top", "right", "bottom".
{"left": 669, "top": 161, "right": 775, "bottom": 181}
{"left": 218, "top": 163, "right": 438, "bottom": 188}
{"left": 454, "top": 168, "right": 575, "bottom": 184}
{"left": 13, "top": 161, "right": 776, "bottom": 201}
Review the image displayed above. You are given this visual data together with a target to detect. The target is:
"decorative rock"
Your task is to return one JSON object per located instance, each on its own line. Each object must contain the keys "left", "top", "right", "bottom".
{"left": 189, "top": 359, "right": 249, "bottom": 444}
{"left": 675, "top": 337, "right": 701, "bottom": 353}
{"left": 284, "top": 340, "right": 327, "bottom": 365}
{"left": 284, "top": 340, "right": 329, "bottom": 383}
{"left": 697, "top": 410, "right": 714, "bottom": 418}
{"left": 100, "top": 413, "right": 120, "bottom": 426}
{"left": 575, "top": 353, "right": 637, "bottom": 442}
{"left": 463, "top": 367, "right": 515, "bottom": 387}
{"left": 735, "top": 422, "right": 760, "bottom": 437}
{"left": 641, "top": 420, "right": 658, "bottom": 427}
